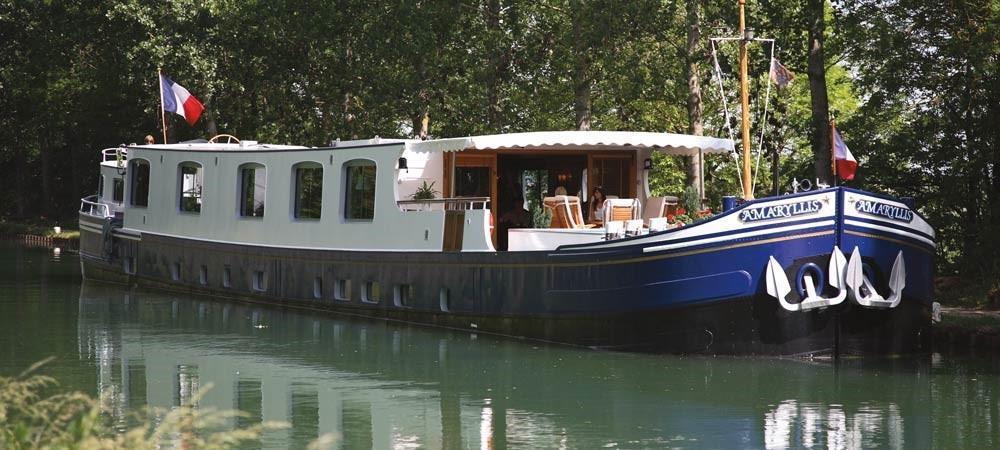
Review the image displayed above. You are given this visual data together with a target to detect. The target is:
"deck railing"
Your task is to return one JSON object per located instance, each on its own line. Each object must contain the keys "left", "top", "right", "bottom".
{"left": 79, "top": 195, "right": 112, "bottom": 218}
{"left": 397, "top": 197, "right": 490, "bottom": 212}
{"left": 102, "top": 147, "right": 127, "bottom": 163}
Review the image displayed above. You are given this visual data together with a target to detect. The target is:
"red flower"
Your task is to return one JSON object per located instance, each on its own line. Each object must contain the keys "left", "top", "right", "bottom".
{"left": 666, "top": 214, "right": 675, "bottom": 223}
{"left": 676, "top": 208, "right": 687, "bottom": 216}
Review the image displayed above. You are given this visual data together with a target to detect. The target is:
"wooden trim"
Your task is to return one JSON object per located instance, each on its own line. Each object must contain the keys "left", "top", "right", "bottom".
{"left": 443, "top": 152, "right": 454, "bottom": 198}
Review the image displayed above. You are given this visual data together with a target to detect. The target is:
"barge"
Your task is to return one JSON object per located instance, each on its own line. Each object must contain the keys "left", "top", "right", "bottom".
{"left": 79, "top": 131, "right": 935, "bottom": 355}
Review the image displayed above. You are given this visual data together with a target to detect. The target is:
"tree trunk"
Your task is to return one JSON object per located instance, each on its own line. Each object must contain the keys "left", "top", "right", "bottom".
{"left": 684, "top": 0, "right": 704, "bottom": 192}
{"left": 40, "top": 145, "right": 52, "bottom": 217}
{"left": 571, "top": 1, "right": 591, "bottom": 131}
{"left": 205, "top": 109, "right": 219, "bottom": 137}
{"left": 807, "top": 0, "right": 832, "bottom": 185}
{"left": 484, "top": 0, "right": 503, "bottom": 131}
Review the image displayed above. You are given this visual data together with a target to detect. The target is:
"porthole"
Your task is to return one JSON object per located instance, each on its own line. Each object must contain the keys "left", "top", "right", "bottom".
{"left": 335, "top": 279, "right": 351, "bottom": 301}
{"left": 439, "top": 288, "right": 450, "bottom": 312}
{"left": 313, "top": 277, "right": 323, "bottom": 299}
{"left": 252, "top": 271, "right": 267, "bottom": 292}
{"left": 363, "top": 281, "right": 381, "bottom": 304}
{"left": 123, "top": 256, "right": 136, "bottom": 275}
{"left": 394, "top": 284, "right": 411, "bottom": 307}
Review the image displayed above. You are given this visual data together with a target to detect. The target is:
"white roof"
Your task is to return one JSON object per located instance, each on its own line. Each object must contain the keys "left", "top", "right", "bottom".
{"left": 131, "top": 141, "right": 308, "bottom": 151}
{"left": 409, "top": 131, "right": 734, "bottom": 156}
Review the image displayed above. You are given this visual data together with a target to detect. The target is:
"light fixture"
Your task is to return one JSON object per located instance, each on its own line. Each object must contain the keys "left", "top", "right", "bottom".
{"left": 744, "top": 28, "right": 755, "bottom": 41}
{"left": 643, "top": 158, "right": 653, "bottom": 170}
{"left": 398, "top": 157, "right": 408, "bottom": 172}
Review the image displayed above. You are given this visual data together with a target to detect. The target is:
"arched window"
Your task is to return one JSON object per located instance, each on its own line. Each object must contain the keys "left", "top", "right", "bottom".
{"left": 238, "top": 163, "right": 266, "bottom": 217}
{"left": 129, "top": 159, "right": 150, "bottom": 207}
{"left": 293, "top": 162, "right": 323, "bottom": 219}
{"left": 178, "top": 161, "right": 204, "bottom": 213}
{"left": 343, "top": 159, "right": 376, "bottom": 220}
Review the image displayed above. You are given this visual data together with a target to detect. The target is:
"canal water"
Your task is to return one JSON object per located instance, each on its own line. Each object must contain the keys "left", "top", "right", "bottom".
{"left": 1, "top": 244, "right": 999, "bottom": 449}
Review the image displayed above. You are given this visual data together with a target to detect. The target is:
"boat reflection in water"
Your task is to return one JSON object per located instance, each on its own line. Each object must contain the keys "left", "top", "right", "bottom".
{"left": 77, "top": 283, "right": 929, "bottom": 449}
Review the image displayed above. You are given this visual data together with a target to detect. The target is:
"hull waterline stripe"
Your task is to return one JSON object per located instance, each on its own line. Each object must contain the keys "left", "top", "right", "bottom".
{"left": 843, "top": 219, "right": 935, "bottom": 247}
{"left": 843, "top": 230, "right": 935, "bottom": 254}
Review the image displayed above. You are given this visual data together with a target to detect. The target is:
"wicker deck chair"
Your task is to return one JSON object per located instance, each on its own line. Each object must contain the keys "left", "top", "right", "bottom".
{"left": 543, "top": 196, "right": 597, "bottom": 229}
{"left": 604, "top": 198, "right": 641, "bottom": 222}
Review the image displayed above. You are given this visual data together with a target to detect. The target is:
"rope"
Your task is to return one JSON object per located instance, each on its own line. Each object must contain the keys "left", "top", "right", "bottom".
{"left": 751, "top": 41, "right": 776, "bottom": 197}
{"left": 709, "top": 39, "right": 742, "bottom": 179}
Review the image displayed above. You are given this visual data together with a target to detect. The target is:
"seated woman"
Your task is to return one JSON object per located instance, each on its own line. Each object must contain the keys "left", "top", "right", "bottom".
{"left": 587, "top": 186, "right": 607, "bottom": 225}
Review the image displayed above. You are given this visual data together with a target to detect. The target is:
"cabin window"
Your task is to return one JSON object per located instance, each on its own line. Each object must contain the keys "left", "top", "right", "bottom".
{"left": 393, "top": 284, "right": 411, "bottom": 307}
{"left": 123, "top": 256, "right": 135, "bottom": 275}
{"left": 129, "top": 160, "right": 150, "bottom": 207}
{"left": 335, "top": 279, "right": 351, "bottom": 301}
{"left": 344, "top": 160, "right": 376, "bottom": 220}
{"left": 292, "top": 163, "right": 323, "bottom": 219}
{"left": 178, "top": 162, "right": 204, "bottom": 213}
{"left": 112, "top": 178, "right": 124, "bottom": 203}
{"left": 363, "top": 281, "right": 380, "bottom": 304}
{"left": 239, "top": 164, "right": 266, "bottom": 217}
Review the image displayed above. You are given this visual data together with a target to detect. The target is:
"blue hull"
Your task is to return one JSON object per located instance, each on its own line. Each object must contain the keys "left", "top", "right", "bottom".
{"left": 79, "top": 187, "right": 935, "bottom": 356}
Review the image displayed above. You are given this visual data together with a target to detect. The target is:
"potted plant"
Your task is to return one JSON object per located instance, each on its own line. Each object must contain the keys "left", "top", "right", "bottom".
{"left": 411, "top": 181, "right": 439, "bottom": 201}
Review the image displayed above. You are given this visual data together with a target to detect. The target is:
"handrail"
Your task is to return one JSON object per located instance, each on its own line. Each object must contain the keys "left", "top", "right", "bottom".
{"left": 397, "top": 197, "right": 490, "bottom": 211}
{"left": 80, "top": 195, "right": 111, "bottom": 218}
{"left": 101, "top": 147, "right": 127, "bottom": 163}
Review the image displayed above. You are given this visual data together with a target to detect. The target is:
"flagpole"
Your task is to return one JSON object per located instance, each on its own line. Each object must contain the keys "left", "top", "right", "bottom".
{"left": 158, "top": 68, "right": 168, "bottom": 144}
{"left": 830, "top": 119, "right": 837, "bottom": 186}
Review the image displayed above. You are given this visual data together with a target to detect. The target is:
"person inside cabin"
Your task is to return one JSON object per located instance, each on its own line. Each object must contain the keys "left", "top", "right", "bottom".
{"left": 554, "top": 186, "right": 568, "bottom": 196}
{"left": 500, "top": 192, "right": 532, "bottom": 230}
{"left": 144, "top": 135, "right": 155, "bottom": 145}
{"left": 588, "top": 186, "right": 607, "bottom": 224}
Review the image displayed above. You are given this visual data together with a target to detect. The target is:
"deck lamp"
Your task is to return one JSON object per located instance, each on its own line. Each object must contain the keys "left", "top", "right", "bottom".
{"left": 643, "top": 158, "right": 652, "bottom": 171}
{"left": 398, "top": 157, "right": 408, "bottom": 172}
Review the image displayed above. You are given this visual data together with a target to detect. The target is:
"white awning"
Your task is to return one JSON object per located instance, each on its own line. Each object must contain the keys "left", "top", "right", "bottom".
{"left": 407, "top": 131, "right": 734, "bottom": 156}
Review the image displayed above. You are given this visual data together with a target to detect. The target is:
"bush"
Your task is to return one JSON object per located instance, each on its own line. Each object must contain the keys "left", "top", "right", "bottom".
{"left": 0, "top": 359, "right": 335, "bottom": 449}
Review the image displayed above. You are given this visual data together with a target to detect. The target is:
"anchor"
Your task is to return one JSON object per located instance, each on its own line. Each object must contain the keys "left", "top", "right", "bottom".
{"left": 845, "top": 247, "right": 906, "bottom": 309}
{"left": 765, "top": 246, "right": 848, "bottom": 312}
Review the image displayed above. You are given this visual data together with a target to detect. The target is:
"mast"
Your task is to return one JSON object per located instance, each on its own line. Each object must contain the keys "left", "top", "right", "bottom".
{"left": 158, "top": 68, "right": 168, "bottom": 144}
{"left": 738, "top": 0, "right": 753, "bottom": 200}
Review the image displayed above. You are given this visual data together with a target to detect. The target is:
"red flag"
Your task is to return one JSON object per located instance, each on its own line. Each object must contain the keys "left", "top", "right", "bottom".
{"left": 832, "top": 125, "right": 857, "bottom": 181}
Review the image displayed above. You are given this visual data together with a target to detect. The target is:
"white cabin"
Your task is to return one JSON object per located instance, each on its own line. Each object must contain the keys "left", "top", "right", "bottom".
{"left": 86, "top": 132, "right": 733, "bottom": 252}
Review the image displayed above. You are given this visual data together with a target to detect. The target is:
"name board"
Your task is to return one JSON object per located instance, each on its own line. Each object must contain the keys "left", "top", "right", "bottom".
{"left": 740, "top": 200, "right": 823, "bottom": 223}
{"left": 854, "top": 199, "right": 913, "bottom": 223}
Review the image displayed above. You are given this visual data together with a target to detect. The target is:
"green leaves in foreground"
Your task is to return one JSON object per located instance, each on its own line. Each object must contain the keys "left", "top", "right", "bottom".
{"left": 0, "top": 358, "right": 336, "bottom": 450}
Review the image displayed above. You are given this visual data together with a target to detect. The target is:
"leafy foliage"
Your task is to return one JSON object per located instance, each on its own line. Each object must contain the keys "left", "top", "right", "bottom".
{"left": 0, "top": 359, "right": 322, "bottom": 449}
{"left": 0, "top": 0, "right": 995, "bottom": 287}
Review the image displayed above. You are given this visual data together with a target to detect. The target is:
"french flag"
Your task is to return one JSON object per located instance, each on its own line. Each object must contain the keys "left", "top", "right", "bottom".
{"left": 832, "top": 125, "right": 857, "bottom": 181}
{"left": 160, "top": 74, "right": 204, "bottom": 126}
